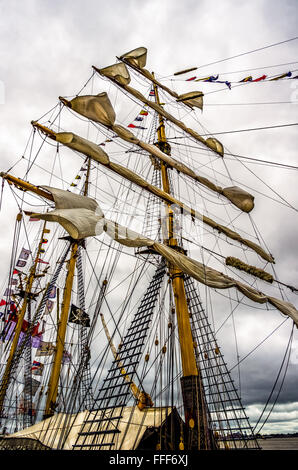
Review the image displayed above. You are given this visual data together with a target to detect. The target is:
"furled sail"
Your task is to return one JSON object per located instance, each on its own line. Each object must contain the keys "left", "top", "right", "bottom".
{"left": 174, "top": 67, "right": 198, "bottom": 76}
{"left": 93, "top": 63, "right": 224, "bottom": 155}
{"left": 27, "top": 186, "right": 297, "bottom": 326}
{"left": 59, "top": 93, "right": 254, "bottom": 212}
{"left": 119, "top": 46, "right": 148, "bottom": 69}
{"left": 225, "top": 256, "right": 274, "bottom": 283}
{"left": 176, "top": 91, "right": 203, "bottom": 110}
{"left": 222, "top": 186, "right": 255, "bottom": 213}
{"left": 119, "top": 47, "right": 203, "bottom": 110}
{"left": 120, "top": 47, "right": 179, "bottom": 99}
{"left": 60, "top": 93, "right": 116, "bottom": 127}
{"left": 205, "top": 138, "right": 224, "bottom": 156}
{"left": 47, "top": 130, "right": 271, "bottom": 261}
{"left": 96, "top": 63, "right": 131, "bottom": 86}
{"left": 30, "top": 185, "right": 104, "bottom": 239}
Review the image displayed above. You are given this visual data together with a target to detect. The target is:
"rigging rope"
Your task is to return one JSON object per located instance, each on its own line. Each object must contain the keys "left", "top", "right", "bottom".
{"left": 161, "top": 37, "right": 298, "bottom": 79}
{"left": 200, "top": 122, "right": 298, "bottom": 136}
{"left": 204, "top": 100, "right": 295, "bottom": 107}
{"left": 253, "top": 323, "right": 294, "bottom": 434}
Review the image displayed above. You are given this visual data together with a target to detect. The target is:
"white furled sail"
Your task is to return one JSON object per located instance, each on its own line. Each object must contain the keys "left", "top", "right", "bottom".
{"left": 120, "top": 47, "right": 204, "bottom": 110}
{"left": 176, "top": 91, "right": 204, "bottom": 110}
{"left": 60, "top": 93, "right": 116, "bottom": 127}
{"left": 205, "top": 138, "right": 224, "bottom": 157}
{"left": 95, "top": 63, "right": 227, "bottom": 151}
{"left": 120, "top": 46, "right": 148, "bottom": 69}
{"left": 28, "top": 186, "right": 297, "bottom": 326}
{"left": 60, "top": 93, "right": 252, "bottom": 211}
{"left": 53, "top": 131, "right": 270, "bottom": 260}
{"left": 97, "top": 62, "right": 131, "bottom": 85}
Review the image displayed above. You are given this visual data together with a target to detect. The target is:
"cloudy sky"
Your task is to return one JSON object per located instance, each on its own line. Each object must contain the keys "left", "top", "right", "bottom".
{"left": 0, "top": 0, "right": 297, "bottom": 436}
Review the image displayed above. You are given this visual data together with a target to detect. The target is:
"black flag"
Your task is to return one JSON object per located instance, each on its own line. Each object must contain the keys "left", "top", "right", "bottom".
{"left": 69, "top": 304, "right": 90, "bottom": 327}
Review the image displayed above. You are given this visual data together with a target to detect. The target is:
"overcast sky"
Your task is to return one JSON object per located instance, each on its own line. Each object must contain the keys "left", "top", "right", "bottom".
{"left": 0, "top": 0, "right": 297, "bottom": 435}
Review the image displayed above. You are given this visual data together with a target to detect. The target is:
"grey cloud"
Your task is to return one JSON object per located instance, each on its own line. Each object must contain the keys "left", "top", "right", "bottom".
{"left": 0, "top": 0, "right": 297, "bottom": 434}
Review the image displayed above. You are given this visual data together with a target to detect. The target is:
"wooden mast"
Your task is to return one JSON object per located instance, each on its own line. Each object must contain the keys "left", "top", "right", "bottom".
{"left": 0, "top": 170, "right": 80, "bottom": 419}
{"left": 43, "top": 240, "right": 78, "bottom": 418}
{"left": 44, "top": 143, "right": 93, "bottom": 418}
{"left": 0, "top": 218, "right": 50, "bottom": 415}
{"left": 45, "top": 144, "right": 93, "bottom": 419}
{"left": 152, "top": 78, "right": 213, "bottom": 450}
{"left": 152, "top": 77, "right": 198, "bottom": 378}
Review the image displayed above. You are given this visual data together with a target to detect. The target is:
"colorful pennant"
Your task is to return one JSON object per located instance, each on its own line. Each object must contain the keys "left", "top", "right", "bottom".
{"left": 252, "top": 74, "right": 267, "bottom": 82}
{"left": 239, "top": 76, "right": 252, "bottom": 82}
{"left": 48, "top": 286, "right": 56, "bottom": 298}
{"left": 127, "top": 106, "right": 149, "bottom": 130}
{"left": 181, "top": 69, "right": 295, "bottom": 89}
{"left": 31, "top": 360, "right": 44, "bottom": 376}
{"left": 45, "top": 299, "right": 54, "bottom": 314}
{"left": 62, "top": 350, "right": 72, "bottom": 364}
{"left": 195, "top": 75, "right": 219, "bottom": 82}
{"left": 36, "top": 258, "right": 49, "bottom": 264}
{"left": 128, "top": 123, "right": 147, "bottom": 130}
{"left": 16, "top": 260, "right": 26, "bottom": 268}
{"left": 19, "top": 248, "right": 31, "bottom": 260}
{"left": 269, "top": 71, "right": 292, "bottom": 81}
{"left": 36, "top": 341, "right": 55, "bottom": 356}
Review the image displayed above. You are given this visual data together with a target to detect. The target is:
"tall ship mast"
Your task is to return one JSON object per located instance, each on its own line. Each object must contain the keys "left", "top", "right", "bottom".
{"left": 0, "top": 47, "right": 297, "bottom": 451}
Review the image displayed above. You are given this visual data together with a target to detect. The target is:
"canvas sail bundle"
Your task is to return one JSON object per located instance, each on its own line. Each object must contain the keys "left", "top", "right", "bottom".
{"left": 222, "top": 186, "right": 255, "bottom": 213}
{"left": 94, "top": 63, "right": 225, "bottom": 154}
{"left": 27, "top": 186, "right": 297, "bottom": 326}
{"left": 30, "top": 186, "right": 104, "bottom": 240}
{"left": 119, "top": 47, "right": 180, "bottom": 99}
{"left": 21, "top": 184, "right": 101, "bottom": 239}
{"left": 56, "top": 132, "right": 110, "bottom": 165}
{"left": 60, "top": 93, "right": 116, "bottom": 127}
{"left": 205, "top": 138, "right": 224, "bottom": 157}
{"left": 225, "top": 256, "right": 274, "bottom": 283}
{"left": 59, "top": 93, "right": 252, "bottom": 212}
{"left": 120, "top": 47, "right": 148, "bottom": 69}
{"left": 176, "top": 91, "right": 203, "bottom": 110}
{"left": 119, "top": 47, "right": 204, "bottom": 110}
{"left": 43, "top": 130, "right": 270, "bottom": 260}
{"left": 98, "top": 62, "right": 131, "bottom": 85}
